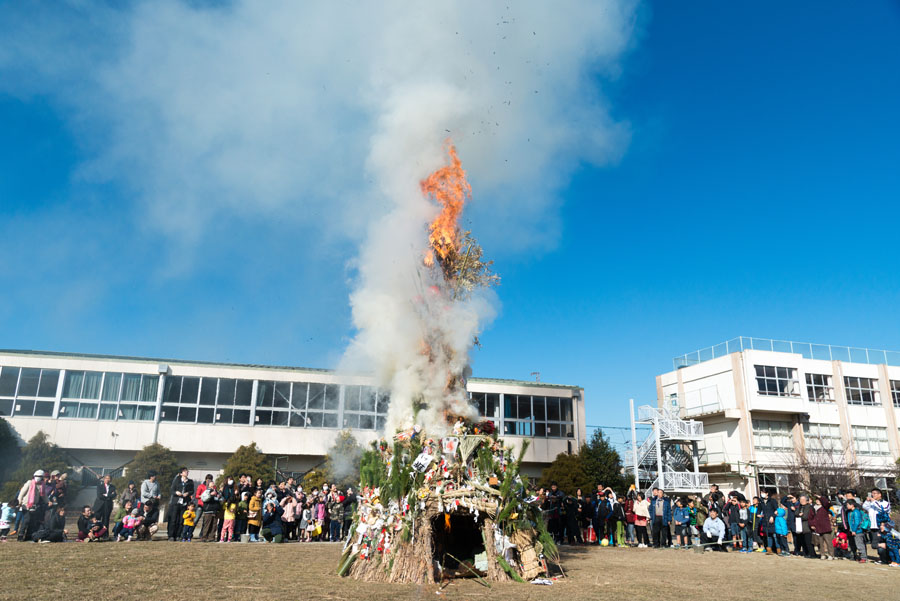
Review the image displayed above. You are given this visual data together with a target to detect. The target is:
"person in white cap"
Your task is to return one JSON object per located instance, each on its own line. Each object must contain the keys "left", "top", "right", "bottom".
{"left": 17, "top": 470, "right": 46, "bottom": 541}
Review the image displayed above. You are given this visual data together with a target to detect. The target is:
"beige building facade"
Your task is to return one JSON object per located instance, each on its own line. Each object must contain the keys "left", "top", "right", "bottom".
{"left": 0, "top": 349, "right": 585, "bottom": 482}
{"left": 658, "top": 337, "right": 899, "bottom": 497}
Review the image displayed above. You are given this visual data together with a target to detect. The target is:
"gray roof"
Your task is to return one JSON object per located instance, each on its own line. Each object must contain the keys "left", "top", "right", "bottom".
{"left": 0, "top": 348, "right": 581, "bottom": 390}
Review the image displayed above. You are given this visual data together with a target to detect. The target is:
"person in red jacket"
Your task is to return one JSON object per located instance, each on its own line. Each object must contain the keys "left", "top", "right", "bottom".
{"left": 623, "top": 489, "right": 636, "bottom": 546}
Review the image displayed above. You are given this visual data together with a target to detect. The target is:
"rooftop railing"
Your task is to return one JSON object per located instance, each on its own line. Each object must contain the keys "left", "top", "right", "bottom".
{"left": 674, "top": 336, "right": 900, "bottom": 370}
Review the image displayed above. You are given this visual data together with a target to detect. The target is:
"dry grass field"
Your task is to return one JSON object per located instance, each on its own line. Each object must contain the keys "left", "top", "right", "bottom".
{"left": 0, "top": 540, "right": 896, "bottom": 601}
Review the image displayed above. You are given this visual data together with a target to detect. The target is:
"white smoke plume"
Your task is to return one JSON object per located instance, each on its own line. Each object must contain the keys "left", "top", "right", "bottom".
{"left": 0, "top": 1, "right": 638, "bottom": 429}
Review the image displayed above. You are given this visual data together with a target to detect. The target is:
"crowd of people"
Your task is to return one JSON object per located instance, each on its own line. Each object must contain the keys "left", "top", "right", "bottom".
{"left": 538, "top": 482, "right": 900, "bottom": 565}
{"left": 162, "top": 468, "right": 357, "bottom": 543}
{"left": 0, "top": 467, "right": 357, "bottom": 545}
{"left": 4, "top": 466, "right": 899, "bottom": 567}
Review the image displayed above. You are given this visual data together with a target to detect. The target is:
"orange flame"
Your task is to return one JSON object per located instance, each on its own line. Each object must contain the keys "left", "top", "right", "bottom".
{"left": 421, "top": 141, "right": 471, "bottom": 267}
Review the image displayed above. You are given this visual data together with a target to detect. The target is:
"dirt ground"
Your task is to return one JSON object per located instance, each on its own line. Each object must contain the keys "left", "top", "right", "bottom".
{"left": 0, "top": 541, "right": 896, "bottom": 601}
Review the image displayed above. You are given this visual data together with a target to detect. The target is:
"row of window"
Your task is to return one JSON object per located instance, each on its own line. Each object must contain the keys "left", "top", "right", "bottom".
{"left": 0, "top": 367, "right": 60, "bottom": 398}
{"left": 160, "top": 377, "right": 388, "bottom": 429}
{"left": 753, "top": 418, "right": 892, "bottom": 456}
{"left": 471, "top": 393, "right": 575, "bottom": 438}
{"left": 1, "top": 365, "right": 576, "bottom": 437}
{"left": 755, "top": 365, "right": 900, "bottom": 407}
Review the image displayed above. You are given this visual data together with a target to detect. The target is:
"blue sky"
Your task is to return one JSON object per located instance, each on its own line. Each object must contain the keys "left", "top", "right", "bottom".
{"left": 1, "top": 1, "right": 899, "bottom": 446}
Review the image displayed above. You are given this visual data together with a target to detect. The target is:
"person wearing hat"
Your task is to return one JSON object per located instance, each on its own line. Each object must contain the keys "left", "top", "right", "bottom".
{"left": 42, "top": 471, "right": 61, "bottom": 524}
{"left": 17, "top": 470, "right": 47, "bottom": 541}
{"left": 54, "top": 472, "right": 69, "bottom": 508}
{"left": 141, "top": 471, "right": 160, "bottom": 506}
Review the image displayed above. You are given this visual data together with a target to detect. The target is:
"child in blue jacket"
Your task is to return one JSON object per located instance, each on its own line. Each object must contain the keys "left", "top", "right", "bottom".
{"left": 846, "top": 498, "right": 867, "bottom": 562}
{"left": 673, "top": 498, "right": 691, "bottom": 548}
{"left": 0, "top": 501, "right": 18, "bottom": 541}
{"left": 774, "top": 506, "right": 789, "bottom": 556}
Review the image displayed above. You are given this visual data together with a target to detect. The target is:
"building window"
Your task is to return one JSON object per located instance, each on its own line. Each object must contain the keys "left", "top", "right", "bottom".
{"left": 502, "top": 394, "right": 574, "bottom": 438}
{"left": 211, "top": 378, "right": 252, "bottom": 425}
{"left": 843, "top": 377, "right": 881, "bottom": 406}
{"left": 61, "top": 371, "right": 158, "bottom": 421}
{"left": 803, "top": 422, "right": 842, "bottom": 453}
{"left": 342, "top": 385, "right": 389, "bottom": 431}
{"left": 757, "top": 472, "right": 790, "bottom": 495}
{"left": 805, "top": 373, "right": 834, "bottom": 402}
{"left": 891, "top": 380, "right": 900, "bottom": 408}
{"left": 161, "top": 376, "right": 198, "bottom": 423}
{"left": 754, "top": 366, "right": 800, "bottom": 397}
{"left": 752, "top": 419, "right": 794, "bottom": 451}
{"left": 303, "top": 383, "right": 340, "bottom": 428}
{"left": 470, "top": 392, "right": 500, "bottom": 428}
{"left": 255, "top": 380, "right": 291, "bottom": 426}
{"left": 162, "top": 376, "right": 251, "bottom": 425}
{"left": 851, "top": 425, "right": 889, "bottom": 456}
{"left": 0, "top": 366, "right": 59, "bottom": 417}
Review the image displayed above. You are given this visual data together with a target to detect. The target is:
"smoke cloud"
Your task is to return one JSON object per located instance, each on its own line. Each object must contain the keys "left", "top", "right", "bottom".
{"left": 0, "top": 1, "right": 638, "bottom": 429}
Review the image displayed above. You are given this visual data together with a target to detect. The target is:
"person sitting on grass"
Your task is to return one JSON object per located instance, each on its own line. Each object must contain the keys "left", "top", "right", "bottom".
{"left": 700, "top": 508, "right": 726, "bottom": 551}
{"left": 833, "top": 531, "right": 851, "bottom": 559}
{"left": 181, "top": 503, "right": 196, "bottom": 542}
{"left": 119, "top": 508, "right": 143, "bottom": 541}
{"left": 262, "top": 499, "right": 284, "bottom": 543}
{"left": 875, "top": 512, "right": 900, "bottom": 567}
{"left": 111, "top": 500, "right": 134, "bottom": 540}
{"left": 85, "top": 515, "right": 108, "bottom": 542}
{"left": 0, "top": 499, "right": 17, "bottom": 542}
{"left": 34, "top": 506, "right": 68, "bottom": 542}
{"left": 135, "top": 499, "right": 160, "bottom": 540}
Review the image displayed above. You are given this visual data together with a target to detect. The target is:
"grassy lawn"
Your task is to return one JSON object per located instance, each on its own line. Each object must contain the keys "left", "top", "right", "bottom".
{"left": 0, "top": 540, "right": 896, "bottom": 601}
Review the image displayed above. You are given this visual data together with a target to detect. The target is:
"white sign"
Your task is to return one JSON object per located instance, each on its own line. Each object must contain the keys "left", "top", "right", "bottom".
{"left": 412, "top": 452, "right": 434, "bottom": 473}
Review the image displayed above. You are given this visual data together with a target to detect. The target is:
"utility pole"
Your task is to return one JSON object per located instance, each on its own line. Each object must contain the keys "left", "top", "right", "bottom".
{"left": 630, "top": 399, "right": 639, "bottom": 490}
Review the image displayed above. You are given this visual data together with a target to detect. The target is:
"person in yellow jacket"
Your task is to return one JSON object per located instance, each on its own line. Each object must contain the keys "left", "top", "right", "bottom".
{"left": 220, "top": 501, "right": 237, "bottom": 543}
{"left": 181, "top": 503, "right": 196, "bottom": 541}
{"left": 248, "top": 489, "right": 263, "bottom": 542}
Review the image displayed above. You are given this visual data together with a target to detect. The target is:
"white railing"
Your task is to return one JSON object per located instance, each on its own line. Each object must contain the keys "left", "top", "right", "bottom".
{"left": 636, "top": 433, "right": 656, "bottom": 465}
{"left": 637, "top": 405, "right": 704, "bottom": 440}
{"left": 674, "top": 336, "right": 900, "bottom": 369}
{"left": 684, "top": 401, "right": 723, "bottom": 417}
{"left": 657, "top": 471, "right": 709, "bottom": 492}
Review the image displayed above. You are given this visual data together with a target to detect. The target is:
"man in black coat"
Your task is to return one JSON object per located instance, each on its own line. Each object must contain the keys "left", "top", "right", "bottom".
{"left": 545, "top": 483, "right": 565, "bottom": 543}
{"left": 167, "top": 467, "right": 194, "bottom": 541}
{"left": 759, "top": 487, "right": 780, "bottom": 553}
{"left": 92, "top": 474, "right": 117, "bottom": 529}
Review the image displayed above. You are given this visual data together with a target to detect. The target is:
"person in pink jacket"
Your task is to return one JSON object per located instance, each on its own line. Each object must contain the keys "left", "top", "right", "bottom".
{"left": 119, "top": 509, "right": 143, "bottom": 541}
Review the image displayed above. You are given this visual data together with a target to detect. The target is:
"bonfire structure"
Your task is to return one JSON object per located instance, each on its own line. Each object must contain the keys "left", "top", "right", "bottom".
{"left": 338, "top": 142, "right": 559, "bottom": 584}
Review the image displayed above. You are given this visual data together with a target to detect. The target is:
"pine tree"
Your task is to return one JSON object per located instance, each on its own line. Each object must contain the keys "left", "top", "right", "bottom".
{"left": 112, "top": 443, "right": 180, "bottom": 498}
{"left": 219, "top": 442, "right": 275, "bottom": 486}
{"left": 538, "top": 451, "right": 593, "bottom": 495}
{"left": 580, "top": 430, "right": 626, "bottom": 491}
{"left": 0, "top": 417, "right": 21, "bottom": 484}
{"left": 0, "top": 431, "right": 68, "bottom": 501}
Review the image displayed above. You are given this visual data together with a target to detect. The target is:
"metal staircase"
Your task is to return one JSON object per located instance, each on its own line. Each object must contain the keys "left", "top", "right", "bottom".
{"left": 628, "top": 401, "right": 709, "bottom": 494}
